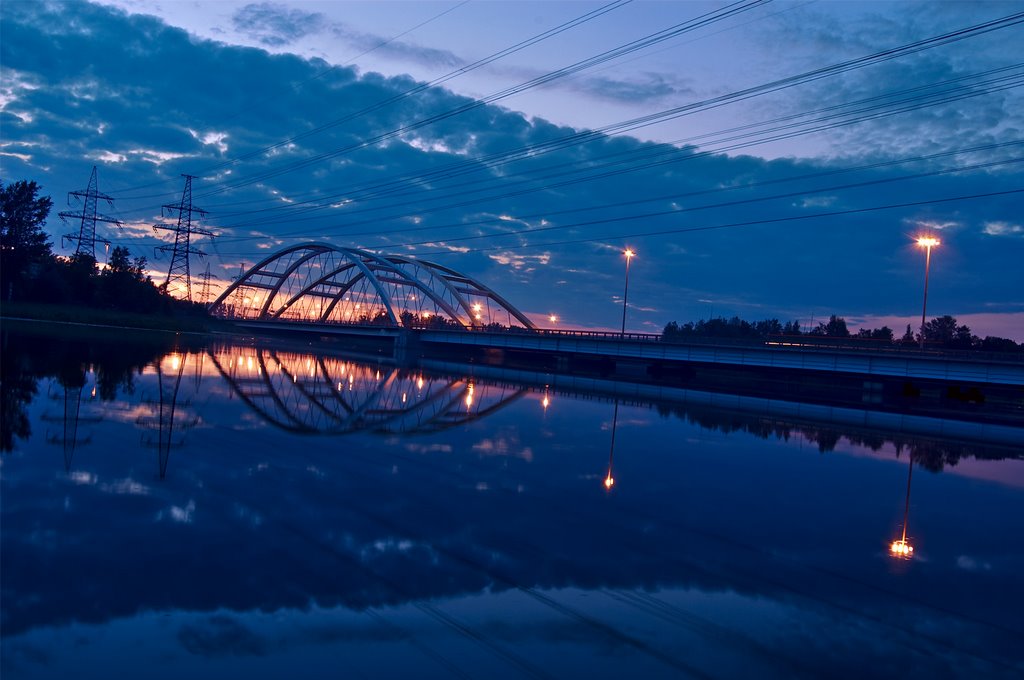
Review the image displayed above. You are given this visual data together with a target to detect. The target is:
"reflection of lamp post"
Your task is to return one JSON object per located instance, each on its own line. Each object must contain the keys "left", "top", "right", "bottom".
{"left": 916, "top": 236, "right": 939, "bottom": 349}
{"left": 605, "top": 401, "right": 619, "bottom": 491}
{"left": 889, "top": 453, "right": 915, "bottom": 559}
{"left": 620, "top": 249, "right": 635, "bottom": 336}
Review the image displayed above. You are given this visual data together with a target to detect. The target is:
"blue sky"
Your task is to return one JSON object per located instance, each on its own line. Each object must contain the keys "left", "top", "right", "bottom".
{"left": 2, "top": 0, "right": 1023, "bottom": 338}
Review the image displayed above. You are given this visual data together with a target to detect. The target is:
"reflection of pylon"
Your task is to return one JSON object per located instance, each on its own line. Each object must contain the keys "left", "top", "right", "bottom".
{"left": 153, "top": 175, "right": 212, "bottom": 301}
{"left": 58, "top": 166, "right": 122, "bottom": 260}
{"left": 42, "top": 382, "right": 101, "bottom": 472}
{"left": 138, "top": 354, "right": 196, "bottom": 478}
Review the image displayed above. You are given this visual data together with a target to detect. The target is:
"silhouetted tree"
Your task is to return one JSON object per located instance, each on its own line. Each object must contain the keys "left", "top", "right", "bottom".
{"left": 922, "top": 315, "right": 975, "bottom": 349}
{"left": 1, "top": 179, "right": 54, "bottom": 301}
{"left": 900, "top": 324, "right": 916, "bottom": 346}
{"left": 809, "top": 315, "right": 850, "bottom": 338}
{"left": 977, "top": 336, "right": 1020, "bottom": 352}
{"left": 856, "top": 326, "right": 894, "bottom": 342}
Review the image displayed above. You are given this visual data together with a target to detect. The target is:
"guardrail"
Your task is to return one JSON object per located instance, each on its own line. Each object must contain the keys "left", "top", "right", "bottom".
{"left": 414, "top": 327, "right": 1024, "bottom": 363}
{"left": 232, "top": 318, "right": 1024, "bottom": 364}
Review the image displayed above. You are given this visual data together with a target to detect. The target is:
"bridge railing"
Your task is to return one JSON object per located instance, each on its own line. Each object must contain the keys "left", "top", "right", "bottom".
{"left": 413, "top": 326, "right": 1024, "bottom": 363}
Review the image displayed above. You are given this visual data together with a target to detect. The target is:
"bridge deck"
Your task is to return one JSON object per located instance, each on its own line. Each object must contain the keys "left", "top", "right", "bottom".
{"left": 233, "top": 320, "right": 1024, "bottom": 386}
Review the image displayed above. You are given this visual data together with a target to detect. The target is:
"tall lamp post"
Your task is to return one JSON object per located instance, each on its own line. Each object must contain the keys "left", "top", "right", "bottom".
{"left": 916, "top": 237, "right": 939, "bottom": 349}
{"left": 620, "top": 248, "right": 635, "bottom": 336}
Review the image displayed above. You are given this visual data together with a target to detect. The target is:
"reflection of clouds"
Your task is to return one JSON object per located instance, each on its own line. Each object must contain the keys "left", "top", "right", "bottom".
{"left": 472, "top": 434, "right": 533, "bottom": 462}
{"left": 68, "top": 471, "right": 97, "bottom": 485}
{"left": 156, "top": 499, "right": 196, "bottom": 524}
{"left": 232, "top": 503, "right": 264, "bottom": 528}
{"left": 99, "top": 478, "right": 148, "bottom": 496}
{"left": 404, "top": 443, "right": 453, "bottom": 454}
{"left": 956, "top": 555, "right": 993, "bottom": 572}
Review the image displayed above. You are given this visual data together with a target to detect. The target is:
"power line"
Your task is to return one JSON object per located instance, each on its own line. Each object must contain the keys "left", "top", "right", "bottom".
{"left": 401, "top": 187, "right": 1024, "bottom": 257}
{"left": 111, "top": 0, "right": 635, "bottom": 197}
{"left": 203, "top": 66, "right": 1024, "bottom": 239}
{"left": 190, "top": 0, "right": 771, "bottom": 198}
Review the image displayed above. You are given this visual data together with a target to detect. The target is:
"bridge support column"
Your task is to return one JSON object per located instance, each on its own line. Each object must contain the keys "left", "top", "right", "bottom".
{"left": 394, "top": 329, "right": 421, "bottom": 366}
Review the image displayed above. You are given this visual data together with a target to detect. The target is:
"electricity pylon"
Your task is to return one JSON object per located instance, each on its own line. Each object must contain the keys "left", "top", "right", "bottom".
{"left": 197, "top": 262, "right": 213, "bottom": 305}
{"left": 153, "top": 175, "right": 212, "bottom": 300}
{"left": 58, "top": 166, "right": 122, "bottom": 260}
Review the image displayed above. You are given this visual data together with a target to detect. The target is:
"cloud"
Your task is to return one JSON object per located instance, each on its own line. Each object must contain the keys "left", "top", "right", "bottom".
{"left": 231, "top": 3, "right": 327, "bottom": 47}
{"left": 178, "top": 615, "right": 268, "bottom": 657}
{"left": 902, "top": 217, "right": 960, "bottom": 231}
{"left": 572, "top": 72, "right": 692, "bottom": 104}
{"left": 982, "top": 220, "right": 1023, "bottom": 237}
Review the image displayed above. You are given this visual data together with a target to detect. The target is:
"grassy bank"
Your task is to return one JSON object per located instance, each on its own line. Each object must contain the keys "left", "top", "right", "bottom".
{"left": 0, "top": 301, "right": 235, "bottom": 334}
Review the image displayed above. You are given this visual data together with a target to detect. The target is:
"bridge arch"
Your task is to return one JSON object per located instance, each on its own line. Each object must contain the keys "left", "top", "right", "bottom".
{"left": 209, "top": 243, "right": 534, "bottom": 329}
{"left": 208, "top": 348, "right": 526, "bottom": 435}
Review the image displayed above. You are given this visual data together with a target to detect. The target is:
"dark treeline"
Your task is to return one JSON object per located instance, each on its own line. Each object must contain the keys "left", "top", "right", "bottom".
{"left": 0, "top": 324, "right": 204, "bottom": 451}
{"left": 1, "top": 178, "right": 205, "bottom": 316}
{"left": 655, "top": 401, "right": 1021, "bottom": 470}
{"left": 662, "top": 314, "right": 1022, "bottom": 352}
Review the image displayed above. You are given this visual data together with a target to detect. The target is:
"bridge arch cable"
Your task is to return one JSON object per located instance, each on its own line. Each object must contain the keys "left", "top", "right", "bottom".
{"left": 209, "top": 243, "right": 535, "bottom": 329}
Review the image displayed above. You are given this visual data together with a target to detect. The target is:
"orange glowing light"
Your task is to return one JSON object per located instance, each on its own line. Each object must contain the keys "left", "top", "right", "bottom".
{"left": 916, "top": 236, "right": 940, "bottom": 248}
{"left": 889, "top": 539, "right": 914, "bottom": 558}
{"left": 624, "top": 248, "right": 635, "bottom": 259}
{"left": 549, "top": 314, "right": 558, "bottom": 323}
{"left": 604, "top": 474, "right": 615, "bottom": 490}
{"left": 542, "top": 395, "right": 550, "bottom": 409}
{"left": 472, "top": 303, "right": 482, "bottom": 312}
{"left": 170, "top": 355, "right": 182, "bottom": 371}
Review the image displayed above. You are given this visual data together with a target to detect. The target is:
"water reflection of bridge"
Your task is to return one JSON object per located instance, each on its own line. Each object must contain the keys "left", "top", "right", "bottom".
{"left": 209, "top": 348, "right": 526, "bottom": 435}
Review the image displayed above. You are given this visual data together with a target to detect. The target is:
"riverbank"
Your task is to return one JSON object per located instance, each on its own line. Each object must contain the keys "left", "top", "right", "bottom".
{"left": 0, "top": 302, "right": 233, "bottom": 334}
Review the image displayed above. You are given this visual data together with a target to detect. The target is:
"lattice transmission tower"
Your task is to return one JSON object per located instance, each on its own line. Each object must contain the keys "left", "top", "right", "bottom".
{"left": 58, "top": 166, "right": 122, "bottom": 260}
{"left": 197, "top": 262, "right": 213, "bottom": 305}
{"left": 153, "top": 174, "right": 212, "bottom": 301}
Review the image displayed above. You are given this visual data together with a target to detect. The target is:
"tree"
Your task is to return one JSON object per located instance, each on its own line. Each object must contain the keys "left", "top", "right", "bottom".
{"left": 900, "top": 324, "right": 916, "bottom": 346}
{"left": 921, "top": 315, "right": 975, "bottom": 348}
{"left": 809, "top": 315, "right": 850, "bottom": 338}
{"left": 1, "top": 179, "right": 53, "bottom": 300}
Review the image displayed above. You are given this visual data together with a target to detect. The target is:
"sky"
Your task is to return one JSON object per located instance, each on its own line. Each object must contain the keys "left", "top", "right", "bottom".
{"left": 1, "top": 0, "right": 1023, "bottom": 338}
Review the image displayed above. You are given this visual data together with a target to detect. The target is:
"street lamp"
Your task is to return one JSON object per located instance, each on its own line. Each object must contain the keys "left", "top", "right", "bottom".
{"left": 915, "top": 236, "right": 939, "bottom": 349}
{"left": 620, "top": 248, "right": 635, "bottom": 336}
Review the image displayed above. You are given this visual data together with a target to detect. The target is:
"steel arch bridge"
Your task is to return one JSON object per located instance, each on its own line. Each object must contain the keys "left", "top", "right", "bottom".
{"left": 209, "top": 243, "right": 534, "bottom": 330}
{"left": 208, "top": 347, "right": 526, "bottom": 435}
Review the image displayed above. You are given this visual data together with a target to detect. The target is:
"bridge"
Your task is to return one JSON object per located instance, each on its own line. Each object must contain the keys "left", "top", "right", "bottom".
{"left": 211, "top": 245, "right": 1024, "bottom": 414}
{"left": 210, "top": 243, "right": 534, "bottom": 330}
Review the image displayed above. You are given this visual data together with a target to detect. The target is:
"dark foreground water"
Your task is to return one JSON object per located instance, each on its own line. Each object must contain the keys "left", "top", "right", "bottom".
{"left": 2, "top": 324, "right": 1023, "bottom": 679}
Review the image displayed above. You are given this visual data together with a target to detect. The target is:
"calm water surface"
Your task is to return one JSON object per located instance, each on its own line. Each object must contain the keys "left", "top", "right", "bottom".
{"left": 2, "top": 325, "right": 1023, "bottom": 679}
